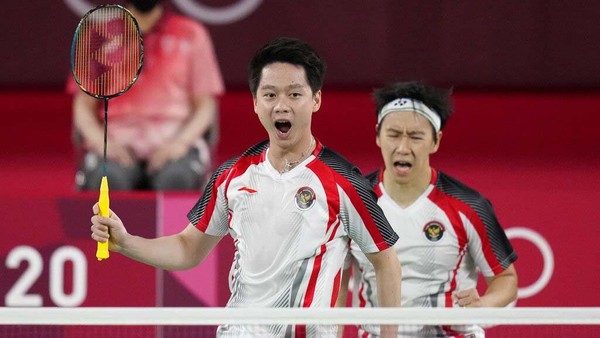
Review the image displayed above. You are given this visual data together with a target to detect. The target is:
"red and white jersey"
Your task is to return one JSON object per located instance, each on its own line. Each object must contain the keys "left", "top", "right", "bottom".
{"left": 349, "top": 168, "right": 517, "bottom": 338}
{"left": 188, "top": 140, "right": 398, "bottom": 337}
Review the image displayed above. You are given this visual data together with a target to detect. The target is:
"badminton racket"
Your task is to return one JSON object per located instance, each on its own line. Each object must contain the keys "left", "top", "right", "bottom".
{"left": 71, "top": 4, "right": 143, "bottom": 261}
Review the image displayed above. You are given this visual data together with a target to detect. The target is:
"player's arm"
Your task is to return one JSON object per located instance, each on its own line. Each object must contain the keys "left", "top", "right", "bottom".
{"left": 365, "top": 247, "right": 401, "bottom": 308}
{"left": 454, "top": 264, "right": 517, "bottom": 307}
{"left": 335, "top": 265, "right": 352, "bottom": 338}
{"left": 91, "top": 204, "right": 222, "bottom": 270}
{"left": 482, "top": 263, "right": 518, "bottom": 306}
{"left": 366, "top": 247, "right": 401, "bottom": 337}
{"left": 120, "top": 224, "right": 221, "bottom": 270}
{"left": 336, "top": 266, "right": 351, "bottom": 308}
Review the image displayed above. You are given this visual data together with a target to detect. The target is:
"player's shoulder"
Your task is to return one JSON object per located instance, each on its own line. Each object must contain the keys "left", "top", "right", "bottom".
{"left": 208, "top": 141, "right": 266, "bottom": 181}
{"left": 316, "top": 145, "right": 364, "bottom": 179}
{"left": 434, "top": 170, "right": 490, "bottom": 209}
{"left": 218, "top": 140, "right": 268, "bottom": 170}
{"left": 364, "top": 169, "right": 382, "bottom": 188}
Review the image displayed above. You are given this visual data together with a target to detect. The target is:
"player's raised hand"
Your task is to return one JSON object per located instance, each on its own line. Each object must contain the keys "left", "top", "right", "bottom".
{"left": 90, "top": 203, "right": 129, "bottom": 253}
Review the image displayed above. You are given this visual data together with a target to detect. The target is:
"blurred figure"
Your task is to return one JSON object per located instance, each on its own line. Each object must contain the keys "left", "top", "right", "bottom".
{"left": 338, "top": 81, "right": 518, "bottom": 338}
{"left": 69, "top": 0, "right": 224, "bottom": 190}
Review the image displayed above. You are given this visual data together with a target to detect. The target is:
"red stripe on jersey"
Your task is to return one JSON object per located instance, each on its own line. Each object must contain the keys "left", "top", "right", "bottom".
{"left": 432, "top": 175, "right": 505, "bottom": 274}
{"left": 196, "top": 153, "right": 264, "bottom": 231}
{"left": 312, "top": 138, "right": 324, "bottom": 155}
{"left": 307, "top": 160, "right": 340, "bottom": 236}
{"left": 442, "top": 326, "right": 466, "bottom": 338}
{"left": 460, "top": 203, "right": 504, "bottom": 274}
{"left": 373, "top": 170, "right": 384, "bottom": 197}
{"left": 358, "top": 279, "right": 367, "bottom": 308}
{"left": 303, "top": 219, "right": 343, "bottom": 308}
{"left": 223, "top": 153, "right": 264, "bottom": 201}
{"left": 430, "top": 168, "right": 438, "bottom": 184}
{"left": 295, "top": 325, "right": 306, "bottom": 338}
{"left": 303, "top": 244, "right": 325, "bottom": 307}
{"left": 330, "top": 268, "right": 342, "bottom": 307}
{"left": 297, "top": 156, "right": 339, "bottom": 310}
{"left": 428, "top": 188, "right": 468, "bottom": 307}
{"left": 323, "top": 164, "right": 388, "bottom": 250}
{"left": 196, "top": 167, "right": 231, "bottom": 231}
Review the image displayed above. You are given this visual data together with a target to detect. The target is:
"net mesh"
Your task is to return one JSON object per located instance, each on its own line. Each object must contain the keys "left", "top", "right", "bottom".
{"left": 71, "top": 5, "right": 142, "bottom": 98}
{"left": 0, "top": 307, "right": 598, "bottom": 337}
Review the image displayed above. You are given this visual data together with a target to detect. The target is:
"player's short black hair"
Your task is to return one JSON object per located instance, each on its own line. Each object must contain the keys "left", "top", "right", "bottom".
{"left": 373, "top": 81, "right": 453, "bottom": 137}
{"left": 248, "top": 37, "right": 326, "bottom": 97}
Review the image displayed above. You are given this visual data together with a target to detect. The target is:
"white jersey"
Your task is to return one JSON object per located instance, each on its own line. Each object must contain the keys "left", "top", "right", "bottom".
{"left": 188, "top": 140, "right": 398, "bottom": 338}
{"left": 349, "top": 169, "right": 517, "bottom": 338}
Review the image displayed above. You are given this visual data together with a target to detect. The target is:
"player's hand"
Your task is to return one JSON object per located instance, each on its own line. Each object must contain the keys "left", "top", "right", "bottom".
{"left": 453, "top": 288, "right": 485, "bottom": 307}
{"left": 90, "top": 203, "right": 129, "bottom": 253}
{"left": 147, "top": 140, "right": 188, "bottom": 173}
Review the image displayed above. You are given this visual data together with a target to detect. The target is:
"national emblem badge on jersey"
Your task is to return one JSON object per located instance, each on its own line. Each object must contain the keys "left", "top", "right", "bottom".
{"left": 295, "top": 187, "right": 316, "bottom": 210}
{"left": 423, "top": 221, "right": 445, "bottom": 242}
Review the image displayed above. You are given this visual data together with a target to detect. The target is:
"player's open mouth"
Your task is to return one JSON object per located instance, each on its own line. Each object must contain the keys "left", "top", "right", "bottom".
{"left": 275, "top": 120, "right": 292, "bottom": 134}
{"left": 394, "top": 161, "right": 412, "bottom": 168}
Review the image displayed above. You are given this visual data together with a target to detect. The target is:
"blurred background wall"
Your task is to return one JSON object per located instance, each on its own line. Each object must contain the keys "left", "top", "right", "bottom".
{"left": 2, "top": 0, "right": 599, "bottom": 89}
{"left": 1, "top": 2, "right": 599, "bottom": 336}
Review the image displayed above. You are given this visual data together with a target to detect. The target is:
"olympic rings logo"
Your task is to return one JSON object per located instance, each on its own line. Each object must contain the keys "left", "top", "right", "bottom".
{"left": 506, "top": 227, "right": 554, "bottom": 300}
{"left": 64, "top": 0, "right": 263, "bottom": 25}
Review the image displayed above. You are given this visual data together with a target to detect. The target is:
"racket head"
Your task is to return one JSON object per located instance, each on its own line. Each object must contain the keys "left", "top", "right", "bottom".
{"left": 71, "top": 4, "right": 144, "bottom": 100}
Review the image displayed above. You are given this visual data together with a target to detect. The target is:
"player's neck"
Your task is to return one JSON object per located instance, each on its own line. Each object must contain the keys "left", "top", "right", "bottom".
{"left": 383, "top": 167, "right": 432, "bottom": 208}
{"left": 269, "top": 135, "right": 315, "bottom": 173}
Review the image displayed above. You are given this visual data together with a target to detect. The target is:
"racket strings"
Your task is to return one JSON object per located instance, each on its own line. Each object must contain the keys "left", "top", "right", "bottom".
{"left": 73, "top": 7, "right": 142, "bottom": 98}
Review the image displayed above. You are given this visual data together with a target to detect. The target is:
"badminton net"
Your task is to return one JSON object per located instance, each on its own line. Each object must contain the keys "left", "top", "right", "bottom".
{"left": 1, "top": 307, "right": 599, "bottom": 337}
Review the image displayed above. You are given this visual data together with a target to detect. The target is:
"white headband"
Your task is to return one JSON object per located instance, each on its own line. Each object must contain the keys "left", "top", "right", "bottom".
{"left": 378, "top": 98, "right": 441, "bottom": 132}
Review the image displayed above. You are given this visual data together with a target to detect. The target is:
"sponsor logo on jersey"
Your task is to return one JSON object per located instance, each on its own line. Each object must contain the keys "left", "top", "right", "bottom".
{"left": 423, "top": 221, "right": 445, "bottom": 242}
{"left": 238, "top": 186, "right": 257, "bottom": 193}
{"left": 295, "top": 186, "right": 316, "bottom": 210}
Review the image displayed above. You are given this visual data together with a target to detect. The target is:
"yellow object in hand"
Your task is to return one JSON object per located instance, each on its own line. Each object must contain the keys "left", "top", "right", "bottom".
{"left": 96, "top": 176, "right": 110, "bottom": 261}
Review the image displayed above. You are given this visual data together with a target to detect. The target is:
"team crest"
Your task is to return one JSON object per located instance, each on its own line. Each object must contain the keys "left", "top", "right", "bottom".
{"left": 295, "top": 187, "right": 316, "bottom": 210}
{"left": 423, "top": 221, "right": 445, "bottom": 242}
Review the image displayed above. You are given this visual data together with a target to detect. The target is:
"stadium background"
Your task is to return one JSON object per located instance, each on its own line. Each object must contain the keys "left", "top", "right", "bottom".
{"left": 1, "top": 1, "right": 599, "bottom": 336}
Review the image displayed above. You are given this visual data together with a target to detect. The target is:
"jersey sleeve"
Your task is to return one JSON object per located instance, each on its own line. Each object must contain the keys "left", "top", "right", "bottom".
{"left": 434, "top": 171, "right": 517, "bottom": 277}
{"left": 325, "top": 156, "right": 397, "bottom": 254}
{"left": 187, "top": 158, "right": 235, "bottom": 236}
{"left": 463, "top": 197, "right": 518, "bottom": 277}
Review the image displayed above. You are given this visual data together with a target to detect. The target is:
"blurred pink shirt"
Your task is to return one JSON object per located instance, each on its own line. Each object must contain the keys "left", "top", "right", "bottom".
{"left": 69, "top": 11, "right": 225, "bottom": 159}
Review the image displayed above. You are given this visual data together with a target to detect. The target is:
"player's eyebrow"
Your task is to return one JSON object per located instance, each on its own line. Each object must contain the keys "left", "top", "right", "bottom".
{"left": 385, "top": 127, "right": 426, "bottom": 134}
{"left": 259, "top": 83, "right": 307, "bottom": 91}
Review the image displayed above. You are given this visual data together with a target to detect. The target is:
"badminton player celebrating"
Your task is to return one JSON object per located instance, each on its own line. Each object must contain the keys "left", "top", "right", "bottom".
{"left": 91, "top": 38, "right": 401, "bottom": 338}
{"left": 338, "top": 82, "right": 518, "bottom": 338}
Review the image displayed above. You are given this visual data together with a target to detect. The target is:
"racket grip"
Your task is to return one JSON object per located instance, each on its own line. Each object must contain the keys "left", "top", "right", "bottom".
{"left": 96, "top": 176, "right": 110, "bottom": 261}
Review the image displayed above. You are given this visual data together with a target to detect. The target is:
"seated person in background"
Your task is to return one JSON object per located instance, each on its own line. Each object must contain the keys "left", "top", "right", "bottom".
{"left": 338, "top": 81, "right": 518, "bottom": 338}
{"left": 68, "top": 0, "right": 224, "bottom": 190}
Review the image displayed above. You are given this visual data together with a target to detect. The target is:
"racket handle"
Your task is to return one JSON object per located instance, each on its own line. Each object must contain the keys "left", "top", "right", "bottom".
{"left": 96, "top": 176, "right": 110, "bottom": 261}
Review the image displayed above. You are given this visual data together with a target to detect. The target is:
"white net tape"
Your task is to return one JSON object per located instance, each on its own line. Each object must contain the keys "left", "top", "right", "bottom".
{"left": 1, "top": 307, "right": 599, "bottom": 326}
